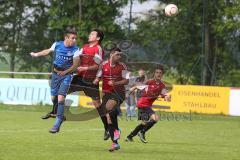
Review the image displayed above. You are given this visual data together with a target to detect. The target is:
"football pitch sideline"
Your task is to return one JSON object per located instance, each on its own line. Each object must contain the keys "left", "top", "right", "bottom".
{"left": 0, "top": 104, "right": 239, "bottom": 160}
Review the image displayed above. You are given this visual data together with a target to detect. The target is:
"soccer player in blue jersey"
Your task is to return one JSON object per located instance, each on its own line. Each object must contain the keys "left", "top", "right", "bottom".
{"left": 30, "top": 27, "right": 80, "bottom": 133}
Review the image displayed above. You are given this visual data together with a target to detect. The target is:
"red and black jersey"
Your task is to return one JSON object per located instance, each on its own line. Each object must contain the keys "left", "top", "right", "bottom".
{"left": 137, "top": 79, "right": 166, "bottom": 108}
{"left": 98, "top": 60, "right": 128, "bottom": 94}
{"left": 77, "top": 44, "right": 104, "bottom": 78}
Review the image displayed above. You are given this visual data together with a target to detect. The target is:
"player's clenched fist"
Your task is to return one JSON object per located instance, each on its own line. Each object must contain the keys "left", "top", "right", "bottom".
{"left": 29, "top": 52, "right": 39, "bottom": 57}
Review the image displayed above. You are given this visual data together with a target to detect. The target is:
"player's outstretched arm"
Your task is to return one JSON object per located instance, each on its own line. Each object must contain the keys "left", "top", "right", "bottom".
{"left": 30, "top": 49, "right": 52, "bottom": 57}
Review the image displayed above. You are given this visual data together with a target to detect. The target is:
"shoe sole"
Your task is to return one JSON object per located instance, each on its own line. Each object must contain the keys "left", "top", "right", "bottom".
{"left": 49, "top": 129, "right": 59, "bottom": 134}
{"left": 49, "top": 120, "right": 65, "bottom": 134}
{"left": 41, "top": 116, "right": 51, "bottom": 120}
{"left": 125, "top": 138, "right": 133, "bottom": 142}
{"left": 49, "top": 127, "right": 60, "bottom": 134}
{"left": 42, "top": 114, "right": 56, "bottom": 120}
{"left": 103, "top": 131, "right": 110, "bottom": 141}
{"left": 138, "top": 133, "right": 147, "bottom": 143}
{"left": 140, "top": 139, "right": 147, "bottom": 143}
{"left": 104, "top": 135, "right": 110, "bottom": 141}
{"left": 108, "top": 147, "right": 120, "bottom": 152}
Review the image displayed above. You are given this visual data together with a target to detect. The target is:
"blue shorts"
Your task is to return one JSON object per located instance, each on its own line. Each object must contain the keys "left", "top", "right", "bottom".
{"left": 50, "top": 72, "right": 73, "bottom": 96}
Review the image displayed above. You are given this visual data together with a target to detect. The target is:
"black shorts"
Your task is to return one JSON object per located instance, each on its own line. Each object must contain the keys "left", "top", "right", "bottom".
{"left": 102, "top": 92, "right": 125, "bottom": 107}
{"left": 138, "top": 107, "right": 155, "bottom": 121}
{"left": 68, "top": 75, "right": 100, "bottom": 100}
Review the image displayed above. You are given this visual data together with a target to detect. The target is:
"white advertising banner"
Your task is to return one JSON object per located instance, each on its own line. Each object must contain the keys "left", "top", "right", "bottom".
{"left": 0, "top": 78, "right": 79, "bottom": 106}
{"left": 229, "top": 88, "right": 240, "bottom": 116}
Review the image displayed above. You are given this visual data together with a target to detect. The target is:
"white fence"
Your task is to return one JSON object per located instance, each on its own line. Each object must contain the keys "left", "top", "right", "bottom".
{"left": 0, "top": 71, "right": 79, "bottom": 106}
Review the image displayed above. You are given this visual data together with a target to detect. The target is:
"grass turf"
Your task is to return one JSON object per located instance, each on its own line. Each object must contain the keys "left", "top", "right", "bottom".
{"left": 0, "top": 104, "right": 239, "bottom": 160}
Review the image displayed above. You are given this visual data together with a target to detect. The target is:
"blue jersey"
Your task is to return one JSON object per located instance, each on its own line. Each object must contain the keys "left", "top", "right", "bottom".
{"left": 50, "top": 41, "right": 79, "bottom": 70}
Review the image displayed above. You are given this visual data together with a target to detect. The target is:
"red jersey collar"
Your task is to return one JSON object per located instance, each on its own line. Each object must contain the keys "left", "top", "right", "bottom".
{"left": 89, "top": 42, "right": 99, "bottom": 47}
{"left": 108, "top": 59, "right": 119, "bottom": 67}
{"left": 154, "top": 78, "right": 162, "bottom": 84}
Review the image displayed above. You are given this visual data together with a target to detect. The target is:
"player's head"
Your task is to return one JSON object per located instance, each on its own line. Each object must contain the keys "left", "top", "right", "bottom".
{"left": 64, "top": 26, "right": 77, "bottom": 46}
{"left": 88, "top": 29, "right": 104, "bottom": 44}
{"left": 154, "top": 65, "right": 164, "bottom": 80}
{"left": 138, "top": 69, "right": 145, "bottom": 77}
{"left": 109, "top": 47, "right": 122, "bottom": 63}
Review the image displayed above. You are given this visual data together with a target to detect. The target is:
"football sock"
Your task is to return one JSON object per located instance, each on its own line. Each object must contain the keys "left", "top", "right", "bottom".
{"left": 141, "top": 119, "right": 157, "bottom": 133}
{"left": 54, "top": 117, "right": 62, "bottom": 128}
{"left": 97, "top": 105, "right": 108, "bottom": 131}
{"left": 101, "top": 116, "right": 108, "bottom": 131}
{"left": 109, "top": 109, "right": 119, "bottom": 130}
{"left": 51, "top": 97, "right": 58, "bottom": 114}
{"left": 53, "top": 101, "right": 64, "bottom": 127}
{"left": 56, "top": 101, "right": 65, "bottom": 118}
{"left": 128, "top": 123, "right": 144, "bottom": 138}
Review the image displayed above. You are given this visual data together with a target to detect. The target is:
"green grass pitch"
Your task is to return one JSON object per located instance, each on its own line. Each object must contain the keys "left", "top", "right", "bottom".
{"left": 0, "top": 104, "right": 239, "bottom": 160}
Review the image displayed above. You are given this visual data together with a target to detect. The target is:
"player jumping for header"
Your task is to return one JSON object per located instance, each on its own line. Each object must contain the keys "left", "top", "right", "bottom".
{"left": 30, "top": 27, "right": 80, "bottom": 133}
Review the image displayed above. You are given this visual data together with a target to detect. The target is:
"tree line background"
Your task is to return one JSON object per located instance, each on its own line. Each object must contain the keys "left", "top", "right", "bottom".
{"left": 0, "top": 0, "right": 240, "bottom": 87}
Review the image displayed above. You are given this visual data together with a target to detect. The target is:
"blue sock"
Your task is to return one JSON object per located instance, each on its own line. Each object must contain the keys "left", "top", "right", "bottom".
{"left": 54, "top": 117, "right": 62, "bottom": 127}
{"left": 54, "top": 101, "right": 64, "bottom": 127}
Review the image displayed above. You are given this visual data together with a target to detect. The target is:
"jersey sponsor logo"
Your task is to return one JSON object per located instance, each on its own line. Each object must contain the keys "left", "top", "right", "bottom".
{"left": 56, "top": 55, "right": 73, "bottom": 61}
{"left": 67, "top": 51, "right": 73, "bottom": 56}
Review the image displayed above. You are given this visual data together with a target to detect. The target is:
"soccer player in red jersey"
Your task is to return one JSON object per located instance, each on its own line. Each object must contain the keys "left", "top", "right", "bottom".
{"left": 125, "top": 65, "right": 171, "bottom": 143}
{"left": 68, "top": 29, "right": 112, "bottom": 139}
{"left": 93, "top": 47, "right": 129, "bottom": 152}
{"left": 68, "top": 29, "right": 104, "bottom": 104}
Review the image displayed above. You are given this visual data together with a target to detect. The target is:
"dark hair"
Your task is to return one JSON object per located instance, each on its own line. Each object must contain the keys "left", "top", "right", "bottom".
{"left": 110, "top": 47, "right": 121, "bottom": 54}
{"left": 64, "top": 26, "right": 77, "bottom": 35}
{"left": 155, "top": 64, "right": 164, "bottom": 73}
{"left": 92, "top": 29, "right": 104, "bottom": 43}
